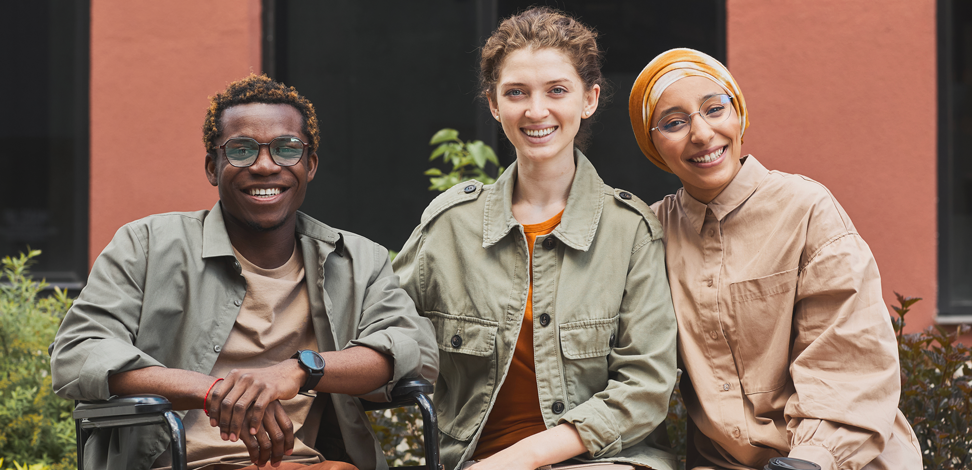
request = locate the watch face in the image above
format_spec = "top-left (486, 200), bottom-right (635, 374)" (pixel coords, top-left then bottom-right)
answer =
top-left (299, 350), bottom-right (324, 370)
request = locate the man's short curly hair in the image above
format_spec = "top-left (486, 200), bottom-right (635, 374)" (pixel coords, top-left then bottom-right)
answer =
top-left (203, 74), bottom-right (320, 153)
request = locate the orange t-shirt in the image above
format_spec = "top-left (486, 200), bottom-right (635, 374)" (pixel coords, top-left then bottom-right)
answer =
top-left (472, 210), bottom-right (563, 460)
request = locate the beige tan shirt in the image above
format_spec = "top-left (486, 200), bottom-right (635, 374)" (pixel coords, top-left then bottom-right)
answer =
top-left (155, 244), bottom-right (323, 469)
top-left (651, 156), bottom-right (921, 470)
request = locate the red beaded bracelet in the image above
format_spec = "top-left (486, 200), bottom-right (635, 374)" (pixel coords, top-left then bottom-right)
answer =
top-left (203, 378), bottom-right (224, 416)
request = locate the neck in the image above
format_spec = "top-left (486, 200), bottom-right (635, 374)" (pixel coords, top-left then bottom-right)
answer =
top-left (223, 213), bottom-right (298, 269)
top-left (511, 149), bottom-right (576, 225)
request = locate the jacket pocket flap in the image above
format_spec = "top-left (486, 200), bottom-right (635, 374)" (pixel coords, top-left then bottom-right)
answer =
top-left (425, 311), bottom-right (498, 357)
top-left (559, 315), bottom-right (618, 359)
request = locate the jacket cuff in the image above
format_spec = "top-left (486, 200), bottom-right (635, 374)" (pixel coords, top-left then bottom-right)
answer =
top-left (558, 399), bottom-right (622, 458)
top-left (788, 445), bottom-right (838, 470)
top-left (79, 338), bottom-right (166, 400)
top-left (349, 330), bottom-right (421, 401)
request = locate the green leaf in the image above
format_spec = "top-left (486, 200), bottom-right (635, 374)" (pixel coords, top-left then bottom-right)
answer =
top-left (424, 168), bottom-right (443, 176)
top-left (483, 144), bottom-right (499, 166)
top-left (467, 141), bottom-right (487, 168)
top-left (429, 128), bottom-right (459, 145)
top-left (429, 143), bottom-right (449, 161)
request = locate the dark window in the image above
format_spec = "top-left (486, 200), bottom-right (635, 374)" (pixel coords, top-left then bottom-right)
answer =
top-left (939, 0), bottom-right (972, 320)
top-left (0, 0), bottom-right (89, 288)
top-left (265, 0), bottom-right (724, 251)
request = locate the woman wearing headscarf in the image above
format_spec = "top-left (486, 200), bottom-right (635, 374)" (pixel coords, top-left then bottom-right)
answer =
top-left (628, 48), bottom-right (922, 470)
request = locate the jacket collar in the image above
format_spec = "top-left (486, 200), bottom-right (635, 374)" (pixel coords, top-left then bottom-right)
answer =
top-left (201, 202), bottom-right (344, 258)
top-left (483, 148), bottom-right (604, 252)
top-left (678, 155), bottom-right (768, 234)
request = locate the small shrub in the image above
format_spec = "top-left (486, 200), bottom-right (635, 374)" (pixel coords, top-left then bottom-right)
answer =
top-left (892, 293), bottom-right (971, 470)
top-left (0, 251), bottom-right (76, 468)
top-left (666, 370), bottom-right (687, 470)
top-left (367, 407), bottom-right (425, 467)
top-left (425, 128), bottom-right (504, 191)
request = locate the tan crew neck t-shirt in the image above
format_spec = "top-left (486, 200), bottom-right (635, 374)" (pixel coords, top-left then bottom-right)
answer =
top-left (154, 244), bottom-right (323, 469)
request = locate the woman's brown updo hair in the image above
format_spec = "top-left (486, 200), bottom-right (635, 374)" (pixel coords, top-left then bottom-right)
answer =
top-left (480, 7), bottom-right (606, 151)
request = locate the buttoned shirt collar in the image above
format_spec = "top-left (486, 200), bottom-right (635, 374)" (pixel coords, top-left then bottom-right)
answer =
top-left (677, 155), bottom-right (768, 234)
top-left (483, 148), bottom-right (604, 251)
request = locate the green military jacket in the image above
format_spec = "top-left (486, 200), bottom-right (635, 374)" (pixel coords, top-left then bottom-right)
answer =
top-left (50, 203), bottom-right (438, 470)
top-left (394, 150), bottom-right (677, 470)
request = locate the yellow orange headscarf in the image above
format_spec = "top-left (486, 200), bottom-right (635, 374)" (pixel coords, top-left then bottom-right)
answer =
top-left (628, 48), bottom-right (749, 173)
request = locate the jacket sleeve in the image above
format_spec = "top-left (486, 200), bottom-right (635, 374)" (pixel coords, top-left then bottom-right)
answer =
top-left (785, 229), bottom-right (901, 470)
top-left (558, 221), bottom-right (678, 458)
top-left (349, 241), bottom-right (437, 401)
top-left (50, 223), bottom-right (165, 401)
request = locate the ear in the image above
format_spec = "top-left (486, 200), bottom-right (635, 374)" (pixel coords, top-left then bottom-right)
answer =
top-left (305, 150), bottom-right (319, 183)
top-left (487, 96), bottom-right (500, 121)
top-left (205, 152), bottom-right (219, 186)
top-left (582, 84), bottom-right (601, 118)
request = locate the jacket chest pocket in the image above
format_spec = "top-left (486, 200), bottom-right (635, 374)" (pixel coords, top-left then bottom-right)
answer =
top-left (558, 315), bottom-right (618, 401)
top-left (425, 311), bottom-right (498, 441)
top-left (728, 268), bottom-right (798, 396)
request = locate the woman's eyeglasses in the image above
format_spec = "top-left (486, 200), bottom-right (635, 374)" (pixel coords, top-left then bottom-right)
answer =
top-left (650, 94), bottom-right (734, 141)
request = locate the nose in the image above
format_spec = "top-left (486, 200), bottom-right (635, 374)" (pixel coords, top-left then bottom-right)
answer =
top-left (688, 112), bottom-right (715, 145)
top-left (524, 95), bottom-right (549, 120)
top-left (248, 144), bottom-right (282, 175)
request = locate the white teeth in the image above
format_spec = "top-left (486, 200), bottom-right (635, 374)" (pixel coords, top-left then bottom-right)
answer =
top-left (524, 127), bottom-right (555, 138)
top-left (691, 146), bottom-right (725, 163)
top-left (249, 188), bottom-right (282, 197)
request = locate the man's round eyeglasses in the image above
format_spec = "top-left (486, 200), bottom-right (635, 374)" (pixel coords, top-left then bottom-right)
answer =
top-left (218, 136), bottom-right (308, 168)
top-left (650, 94), bottom-right (734, 142)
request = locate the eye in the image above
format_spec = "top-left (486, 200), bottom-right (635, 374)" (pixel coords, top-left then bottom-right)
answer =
top-left (504, 89), bottom-right (524, 97)
top-left (704, 104), bottom-right (726, 117)
top-left (550, 86), bottom-right (567, 95)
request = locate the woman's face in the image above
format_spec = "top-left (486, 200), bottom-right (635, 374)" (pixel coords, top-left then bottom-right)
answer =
top-left (651, 76), bottom-right (742, 203)
top-left (489, 47), bottom-right (599, 166)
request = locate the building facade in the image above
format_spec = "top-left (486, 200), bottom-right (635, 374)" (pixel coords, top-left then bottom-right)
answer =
top-left (3, 0), bottom-right (966, 337)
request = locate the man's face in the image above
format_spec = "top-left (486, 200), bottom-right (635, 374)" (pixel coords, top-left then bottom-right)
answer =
top-left (205, 103), bottom-right (318, 233)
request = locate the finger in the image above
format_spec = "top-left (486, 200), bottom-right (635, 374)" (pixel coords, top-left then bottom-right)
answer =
top-left (256, 428), bottom-right (272, 467)
top-left (242, 429), bottom-right (261, 464)
top-left (247, 392), bottom-right (272, 436)
top-left (218, 373), bottom-right (250, 440)
top-left (206, 379), bottom-right (224, 427)
top-left (227, 385), bottom-right (259, 441)
top-left (263, 402), bottom-right (294, 465)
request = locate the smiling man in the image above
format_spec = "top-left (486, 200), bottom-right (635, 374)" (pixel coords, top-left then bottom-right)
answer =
top-left (50, 75), bottom-right (437, 470)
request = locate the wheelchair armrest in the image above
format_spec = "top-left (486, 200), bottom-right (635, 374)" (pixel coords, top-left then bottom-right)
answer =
top-left (74, 394), bottom-right (172, 421)
top-left (359, 377), bottom-right (433, 411)
top-left (74, 395), bottom-right (187, 470)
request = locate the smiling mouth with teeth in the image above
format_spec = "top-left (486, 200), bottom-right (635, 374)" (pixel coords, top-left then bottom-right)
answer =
top-left (523, 127), bottom-right (556, 138)
top-left (249, 188), bottom-right (282, 197)
top-left (690, 146), bottom-right (725, 164)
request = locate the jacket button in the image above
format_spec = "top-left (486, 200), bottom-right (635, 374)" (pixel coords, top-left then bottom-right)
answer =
top-left (538, 313), bottom-right (551, 327)
top-left (619, 191), bottom-right (632, 200)
top-left (214, 345), bottom-right (222, 353)
top-left (609, 333), bottom-right (616, 348)
top-left (463, 184), bottom-right (476, 194)
top-left (542, 237), bottom-right (556, 250)
top-left (552, 401), bottom-right (565, 414)
top-left (234, 300), bottom-right (242, 307)
top-left (451, 335), bottom-right (463, 348)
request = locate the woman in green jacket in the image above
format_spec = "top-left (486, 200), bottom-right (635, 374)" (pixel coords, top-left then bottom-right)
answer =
top-left (394, 7), bottom-right (677, 470)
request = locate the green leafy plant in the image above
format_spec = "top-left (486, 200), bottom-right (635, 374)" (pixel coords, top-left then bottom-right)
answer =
top-left (0, 250), bottom-right (76, 468)
top-left (892, 293), bottom-right (971, 470)
top-left (425, 128), bottom-right (504, 191)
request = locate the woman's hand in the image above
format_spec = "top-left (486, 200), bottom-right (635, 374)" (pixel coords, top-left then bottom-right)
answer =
top-left (468, 423), bottom-right (587, 470)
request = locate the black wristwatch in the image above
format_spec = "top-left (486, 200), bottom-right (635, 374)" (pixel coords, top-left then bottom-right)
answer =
top-left (291, 350), bottom-right (325, 393)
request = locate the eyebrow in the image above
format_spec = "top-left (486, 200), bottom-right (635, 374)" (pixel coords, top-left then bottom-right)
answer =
top-left (500, 78), bottom-right (572, 88)
top-left (656, 93), bottom-right (725, 118)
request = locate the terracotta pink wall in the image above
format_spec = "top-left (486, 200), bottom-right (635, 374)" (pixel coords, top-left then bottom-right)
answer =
top-left (89, 0), bottom-right (262, 264)
top-left (727, 0), bottom-right (938, 332)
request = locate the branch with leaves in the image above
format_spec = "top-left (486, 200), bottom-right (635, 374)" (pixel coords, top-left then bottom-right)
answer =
top-left (425, 128), bottom-right (504, 192)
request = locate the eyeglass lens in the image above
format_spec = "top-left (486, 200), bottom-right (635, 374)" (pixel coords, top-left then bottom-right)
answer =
top-left (223, 137), bottom-right (305, 167)
top-left (655, 95), bottom-right (732, 141)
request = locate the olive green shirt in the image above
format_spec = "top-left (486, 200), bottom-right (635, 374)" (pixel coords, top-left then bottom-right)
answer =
top-left (50, 203), bottom-right (438, 470)
top-left (394, 150), bottom-right (678, 470)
